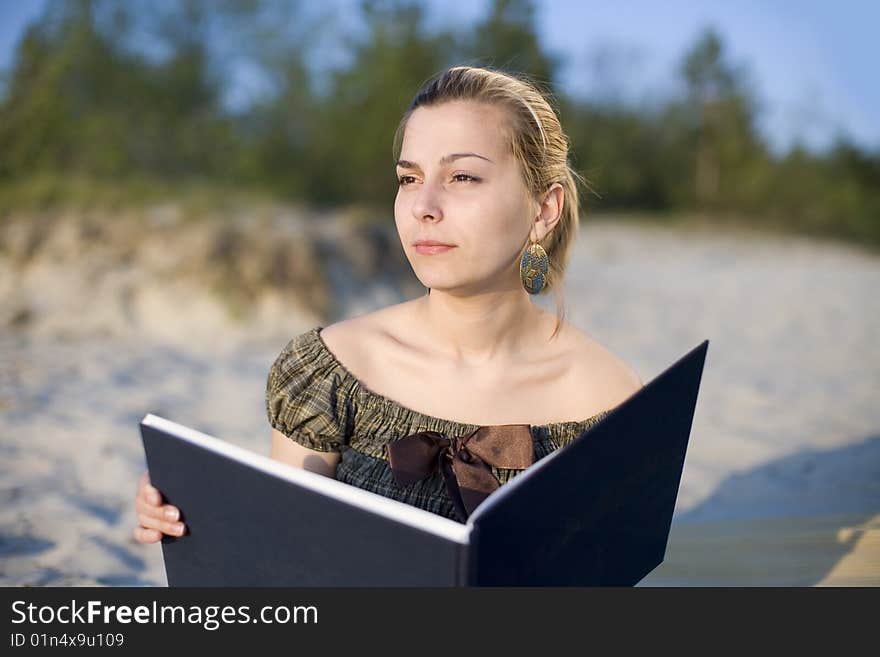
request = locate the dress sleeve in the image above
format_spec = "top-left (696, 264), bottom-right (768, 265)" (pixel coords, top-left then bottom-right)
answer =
top-left (265, 330), bottom-right (356, 453)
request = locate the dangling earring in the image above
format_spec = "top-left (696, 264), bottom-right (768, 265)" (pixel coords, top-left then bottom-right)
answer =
top-left (520, 237), bottom-right (549, 294)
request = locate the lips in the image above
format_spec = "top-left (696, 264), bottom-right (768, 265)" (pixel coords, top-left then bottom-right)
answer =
top-left (414, 241), bottom-right (456, 255)
top-left (413, 240), bottom-right (455, 247)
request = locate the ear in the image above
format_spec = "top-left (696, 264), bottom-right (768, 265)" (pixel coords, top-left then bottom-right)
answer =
top-left (531, 183), bottom-right (564, 241)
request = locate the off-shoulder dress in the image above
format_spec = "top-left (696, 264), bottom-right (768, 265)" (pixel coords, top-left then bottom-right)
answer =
top-left (266, 327), bottom-right (609, 523)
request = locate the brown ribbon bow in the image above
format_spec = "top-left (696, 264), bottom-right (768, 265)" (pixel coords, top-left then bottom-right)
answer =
top-left (386, 424), bottom-right (534, 522)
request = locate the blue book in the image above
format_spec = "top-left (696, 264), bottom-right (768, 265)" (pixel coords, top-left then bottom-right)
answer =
top-left (139, 340), bottom-right (708, 586)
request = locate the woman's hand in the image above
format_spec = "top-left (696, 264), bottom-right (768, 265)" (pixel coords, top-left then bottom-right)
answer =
top-left (133, 471), bottom-right (186, 543)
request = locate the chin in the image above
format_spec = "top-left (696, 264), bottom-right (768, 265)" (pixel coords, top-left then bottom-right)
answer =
top-left (420, 279), bottom-right (488, 297)
top-left (416, 277), bottom-right (453, 292)
top-left (410, 266), bottom-right (457, 289)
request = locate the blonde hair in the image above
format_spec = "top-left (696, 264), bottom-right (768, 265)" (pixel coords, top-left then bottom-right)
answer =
top-left (393, 65), bottom-right (585, 339)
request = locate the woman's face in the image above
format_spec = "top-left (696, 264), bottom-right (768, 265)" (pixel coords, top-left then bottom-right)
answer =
top-left (394, 100), bottom-right (537, 296)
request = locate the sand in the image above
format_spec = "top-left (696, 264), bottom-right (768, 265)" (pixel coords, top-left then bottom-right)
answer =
top-left (1, 217), bottom-right (878, 586)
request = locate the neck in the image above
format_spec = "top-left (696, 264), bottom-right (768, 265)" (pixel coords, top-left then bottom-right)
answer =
top-left (414, 287), bottom-right (548, 366)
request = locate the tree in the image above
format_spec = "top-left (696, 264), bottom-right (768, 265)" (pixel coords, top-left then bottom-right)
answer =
top-left (304, 0), bottom-right (457, 206)
top-left (679, 27), bottom-right (766, 209)
top-left (461, 0), bottom-right (560, 93)
top-left (0, 0), bottom-right (142, 177)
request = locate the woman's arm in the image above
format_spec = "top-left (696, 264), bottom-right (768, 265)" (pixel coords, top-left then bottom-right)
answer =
top-left (270, 428), bottom-right (341, 478)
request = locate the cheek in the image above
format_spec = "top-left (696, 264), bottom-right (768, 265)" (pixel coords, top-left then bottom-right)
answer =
top-left (483, 191), bottom-right (531, 240)
top-left (393, 192), bottom-right (407, 230)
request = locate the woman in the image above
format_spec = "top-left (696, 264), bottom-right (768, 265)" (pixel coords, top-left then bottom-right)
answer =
top-left (133, 65), bottom-right (643, 542)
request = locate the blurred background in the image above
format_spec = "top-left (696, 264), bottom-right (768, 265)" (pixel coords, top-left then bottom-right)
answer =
top-left (0, 0), bottom-right (877, 586)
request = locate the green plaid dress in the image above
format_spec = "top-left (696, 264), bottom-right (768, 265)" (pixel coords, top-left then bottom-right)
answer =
top-left (265, 327), bottom-right (610, 524)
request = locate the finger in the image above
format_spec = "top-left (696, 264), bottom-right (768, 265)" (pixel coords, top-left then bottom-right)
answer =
top-left (145, 485), bottom-right (162, 506)
top-left (137, 482), bottom-right (162, 506)
top-left (160, 505), bottom-right (179, 522)
top-left (137, 513), bottom-right (186, 536)
top-left (135, 498), bottom-right (166, 522)
top-left (137, 516), bottom-right (186, 537)
top-left (137, 472), bottom-right (158, 502)
top-left (137, 499), bottom-right (180, 522)
top-left (135, 496), bottom-right (164, 517)
top-left (135, 527), bottom-right (162, 543)
top-left (136, 498), bottom-right (180, 524)
top-left (133, 526), bottom-right (162, 544)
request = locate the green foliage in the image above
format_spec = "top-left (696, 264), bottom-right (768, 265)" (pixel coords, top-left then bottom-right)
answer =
top-left (461, 0), bottom-right (561, 91)
top-left (300, 0), bottom-right (459, 207)
top-left (0, 173), bottom-right (277, 222)
top-left (0, 2), bottom-right (877, 247)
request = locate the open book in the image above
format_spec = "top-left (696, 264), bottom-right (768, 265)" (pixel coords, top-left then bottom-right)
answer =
top-left (139, 340), bottom-right (708, 586)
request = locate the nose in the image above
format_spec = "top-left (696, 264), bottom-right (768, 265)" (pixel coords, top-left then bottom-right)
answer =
top-left (411, 181), bottom-right (444, 223)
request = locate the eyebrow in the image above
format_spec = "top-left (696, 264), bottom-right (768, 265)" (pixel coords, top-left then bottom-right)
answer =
top-left (396, 152), bottom-right (494, 169)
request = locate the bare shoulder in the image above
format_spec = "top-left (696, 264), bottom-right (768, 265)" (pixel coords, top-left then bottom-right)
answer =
top-left (559, 322), bottom-right (643, 410)
top-left (317, 304), bottom-right (407, 373)
top-left (315, 317), bottom-right (370, 374)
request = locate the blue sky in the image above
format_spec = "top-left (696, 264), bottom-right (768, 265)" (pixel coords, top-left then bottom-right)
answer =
top-left (2, 0), bottom-right (877, 154)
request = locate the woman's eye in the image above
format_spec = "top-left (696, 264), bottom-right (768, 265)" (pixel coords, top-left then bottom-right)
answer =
top-left (397, 174), bottom-right (479, 185)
